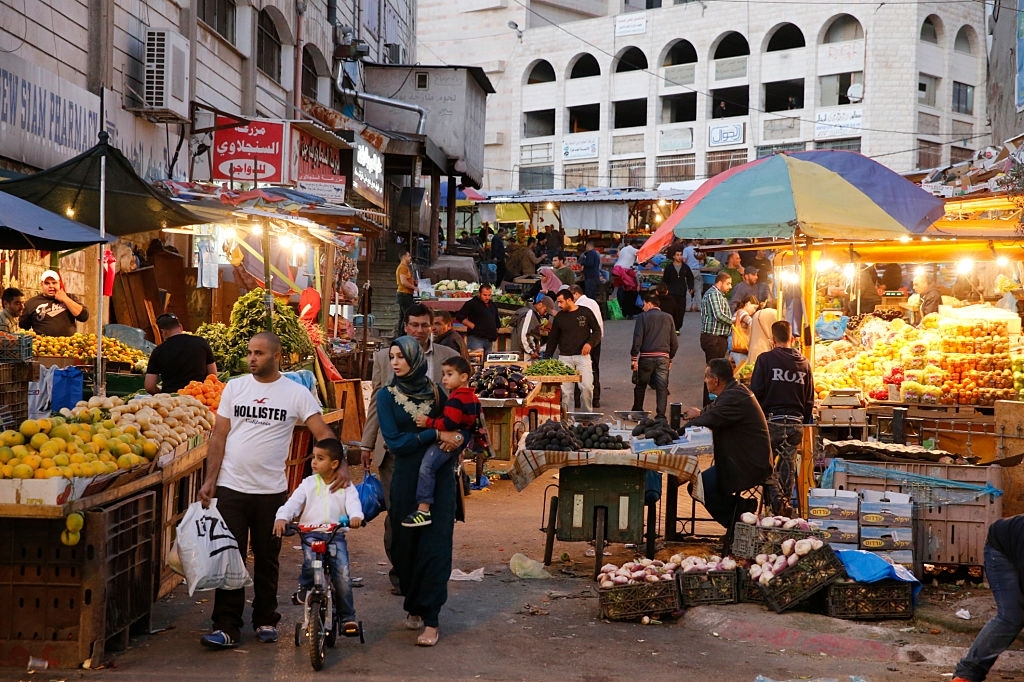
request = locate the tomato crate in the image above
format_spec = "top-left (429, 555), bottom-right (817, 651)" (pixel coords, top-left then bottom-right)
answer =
top-left (736, 568), bottom-right (767, 604)
top-left (758, 545), bottom-right (847, 614)
top-left (0, 489), bottom-right (157, 669)
top-left (827, 579), bottom-right (914, 620)
top-left (597, 580), bottom-right (680, 621)
top-left (676, 569), bottom-right (737, 606)
top-left (731, 522), bottom-right (826, 560)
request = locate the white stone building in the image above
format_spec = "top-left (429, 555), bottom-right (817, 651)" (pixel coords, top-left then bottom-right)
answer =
top-left (418, 1), bottom-right (988, 191)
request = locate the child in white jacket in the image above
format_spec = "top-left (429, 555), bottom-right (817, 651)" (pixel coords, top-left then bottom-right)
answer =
top-left (274, 439), bottom-right (363, 632)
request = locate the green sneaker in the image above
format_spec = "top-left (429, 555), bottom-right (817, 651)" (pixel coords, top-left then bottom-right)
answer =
top-left (401, 510), bottom-right (432, 527)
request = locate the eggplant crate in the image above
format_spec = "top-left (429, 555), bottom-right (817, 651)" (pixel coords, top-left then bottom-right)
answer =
top-left (731, 522), bottom-right (826, 560)
top-left (597, 580), bottom-right (680, 621)
top-left (758, 546), bottom-right (847, 614)
top-left (827, 580), bottom-right (914, 620)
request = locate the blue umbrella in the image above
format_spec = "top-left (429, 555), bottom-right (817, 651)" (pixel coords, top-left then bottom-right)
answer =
top-left (0, 190), bottom-right (110, 250)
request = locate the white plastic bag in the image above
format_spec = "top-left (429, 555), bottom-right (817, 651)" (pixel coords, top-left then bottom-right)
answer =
top-left (174, 500), bottom-right (252, 595)
top-left (28, 365), bottom-right (54, 420)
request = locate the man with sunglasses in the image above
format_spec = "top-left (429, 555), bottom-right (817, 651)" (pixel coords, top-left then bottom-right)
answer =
top-left (145, 313), bottom-right (217, 394)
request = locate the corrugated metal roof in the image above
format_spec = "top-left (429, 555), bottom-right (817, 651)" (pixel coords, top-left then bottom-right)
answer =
top-left (477, 187), bottom-right (693, 204)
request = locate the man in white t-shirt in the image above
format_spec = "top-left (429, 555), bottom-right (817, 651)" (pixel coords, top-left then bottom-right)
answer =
top-left (198, 332), bottom-right (337, 649)
top-left (615, 239), bottom-right (639, 270)
top-left (570, 284), bottom-right (605, 408)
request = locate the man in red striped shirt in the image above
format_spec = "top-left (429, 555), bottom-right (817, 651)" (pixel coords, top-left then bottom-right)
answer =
top-left (630, 290), bottom-right (678, 419)
top-left (405, 356), bottom-right (480, 527)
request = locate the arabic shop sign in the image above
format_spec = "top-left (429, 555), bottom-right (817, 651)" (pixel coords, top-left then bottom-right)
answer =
top-left (351, 134), bottom-right (384, 206)
top-left (212, 116), bottom-right (286, 183)
top-left (708, 122), bottom-right (745, 147)
top-left (293, 127), bottom-right (346, 204)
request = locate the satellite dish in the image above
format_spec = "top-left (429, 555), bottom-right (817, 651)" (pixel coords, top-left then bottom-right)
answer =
top-left (846, 83), bottom-right (864, 103)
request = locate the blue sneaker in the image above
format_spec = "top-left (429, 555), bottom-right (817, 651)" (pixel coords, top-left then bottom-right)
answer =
top-left (200, 630), bottom-right (238, 649)
top-left (255, 625), bottom-right (279, 643)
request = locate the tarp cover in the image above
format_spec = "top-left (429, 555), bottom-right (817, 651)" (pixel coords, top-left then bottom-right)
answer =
top-left (559, 201), bottom-right (629, 232)
top-left (0, 133), bottom-right (203, 235)
top-left (0, 190), bottom-right (109, 250)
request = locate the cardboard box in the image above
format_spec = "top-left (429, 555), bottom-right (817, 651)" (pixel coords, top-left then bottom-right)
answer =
top-left (0, 479), bottom-right (18, 504)
top-left (860, 526), bottom-right (913, 551)
top-left (808, 489), bottom-right (860, 521)
top-left (827, 543), bottom-right (859, 552)
top-left (870, 549), bottom-right (915, 570)
top-left (18, 477), bottom-right (74, 505)
top-left (820, 519), bottom-right (859, 544)
top-left (860, 490), bottom-right (912, 527)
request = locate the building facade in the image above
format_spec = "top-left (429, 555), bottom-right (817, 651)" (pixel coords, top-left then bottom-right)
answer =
top-left (418, 1), bottom-right (988, 191)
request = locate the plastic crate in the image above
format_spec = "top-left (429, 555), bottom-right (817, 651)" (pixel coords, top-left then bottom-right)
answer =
top-left (0, 362), bottom-right (31, 430)
top-left (598, 580), bottom-right (680, 621)
top-left (758, 545), bottom-right (847, 613)
top-left (731, 521), bottom-right (826, 559)
top-left (736, 568), bottom-right (767, 604)
top-left (832, 460), bottom-right (1002, 573)
top-left (827, 579), bottom-right (914, 620)
top-left (0, 334), bottom-right (32, 362)
top-left (676, 569), bottom-right (737, 606)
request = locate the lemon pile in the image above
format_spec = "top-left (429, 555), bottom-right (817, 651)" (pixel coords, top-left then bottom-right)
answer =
top-left (0, 416), bottom-right (156, 480)
top-left (31, 332), bottom-right (147, 365)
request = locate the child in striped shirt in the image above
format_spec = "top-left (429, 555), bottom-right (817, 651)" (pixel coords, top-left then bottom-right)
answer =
top-left (404, 356), bottom-right (480, 527)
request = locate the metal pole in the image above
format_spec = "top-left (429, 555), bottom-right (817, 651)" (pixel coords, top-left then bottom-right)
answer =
top-left (94, 152), bottom-right (106, 397)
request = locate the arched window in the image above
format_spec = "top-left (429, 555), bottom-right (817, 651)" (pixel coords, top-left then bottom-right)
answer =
top-left (954, 26), bottom-right (973, 54)
top-left (527, 60), bottom-right (556, 84)
top-left (663, 39), bottom-right (697, 66)
top-left (920, 16), bottom-right (940, 43)
top-left (766, 23), bottom-right (805, 51)
top-left (714, 32), bottom-right (750, 59)
top-left (301, 46), bottom-right (319, 99)
top-left (257, 9), bottom-right (282, 82)
top-left (615, 47), bottom-right (648, 73)
top-left (569, 54), bottom-right (601, 79)
top-left (822, 14), bottom-right (864, 43)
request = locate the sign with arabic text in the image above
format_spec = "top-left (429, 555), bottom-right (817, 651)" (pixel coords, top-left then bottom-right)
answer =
top-left (351, 133), bottom-right (384, 207)
top-left (708, 122), bottom-right (744, 147)
top-left (814, 108), bottom-right (862, 139)
top-left (292, 127), bottom-right (346, 203)
top-left (212, 117), bottom-right (286, 183)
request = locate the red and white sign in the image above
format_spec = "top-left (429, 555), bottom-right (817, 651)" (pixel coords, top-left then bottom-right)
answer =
top-left (292, 127), bottom-right (347, 204)
top-left (212, 117), bottom-right (286, 183)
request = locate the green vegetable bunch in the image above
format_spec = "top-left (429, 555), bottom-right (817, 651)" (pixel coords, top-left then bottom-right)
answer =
top-left (525, 359), bottom-right (577, 376)
top-left (198, 289), bottom-right (315, 371)
top-left (196, 322), bottom-right (232, 368)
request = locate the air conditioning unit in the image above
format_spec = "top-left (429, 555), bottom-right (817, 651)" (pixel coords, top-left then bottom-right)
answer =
top-left (384, 42), bottom-right (405, 64)
top-left (142, 28), bottom-right (190, 121)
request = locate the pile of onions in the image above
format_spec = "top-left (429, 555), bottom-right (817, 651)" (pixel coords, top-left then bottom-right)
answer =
top-left (747, 537), bottom-right (825, 586)
top-left (596, 558), bottom-right (677, 589)
top-left (739, 512), bottom-right (819, 532)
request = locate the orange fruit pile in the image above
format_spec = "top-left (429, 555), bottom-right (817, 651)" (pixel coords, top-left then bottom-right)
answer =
top-left (178, 374), bottom-right (225, 412)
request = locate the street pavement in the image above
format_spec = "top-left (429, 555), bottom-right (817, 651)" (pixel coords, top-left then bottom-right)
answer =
top-left (3, 312), bottom-right (1023, 680)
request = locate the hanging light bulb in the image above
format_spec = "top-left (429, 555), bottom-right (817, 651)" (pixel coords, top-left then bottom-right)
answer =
top-left (65, 207), bottom-right (75, 218)
top-left (956, 258), bottom-right (974, 275)
top-left (545, 202), bottom-right (554, 210)
top-left (815, 259), bottom-right (835, 272)
top-left (997, 256), bottom-right (1009, 268)
top-left (251, 223), bottom-right (263, 236)
top-left (222, 227), bottom-right (236, 242)
top-left (279, 233), bottom-right (292, 249)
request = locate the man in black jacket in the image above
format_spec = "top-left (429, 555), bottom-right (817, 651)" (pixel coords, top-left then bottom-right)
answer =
top-left (544, 290), bottom-right (601, 413)
top-left (683, 358), bottom-right (773, 539)
top-left (750, 321), bottom-right (814, 516)
top-left (630, 290), bottom-right (678, 418)
top-left (456, 284), bottom-right (500, 356)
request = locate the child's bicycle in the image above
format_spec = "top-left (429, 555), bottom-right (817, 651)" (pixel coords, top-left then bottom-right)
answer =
top-left (283, 519), bottom-right (364, 670)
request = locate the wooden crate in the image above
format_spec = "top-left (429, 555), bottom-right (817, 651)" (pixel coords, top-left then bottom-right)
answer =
top-left (0, 490), bottom-right (157, 668)
top-left (157, 446), bottom-right (207, 599)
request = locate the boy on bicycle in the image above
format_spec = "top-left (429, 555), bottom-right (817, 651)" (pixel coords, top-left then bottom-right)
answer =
top-left (274, 438), bottom-right (363, 632)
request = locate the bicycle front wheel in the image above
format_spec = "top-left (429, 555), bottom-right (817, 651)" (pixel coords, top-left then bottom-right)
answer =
top-left (309, 596), bottom-right (327, 670)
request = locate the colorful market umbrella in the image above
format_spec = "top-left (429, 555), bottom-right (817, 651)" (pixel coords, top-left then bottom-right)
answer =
top-left (439, 182), bottom-right (486, 208)
top-left (637, 150), bottom-right (944, 262)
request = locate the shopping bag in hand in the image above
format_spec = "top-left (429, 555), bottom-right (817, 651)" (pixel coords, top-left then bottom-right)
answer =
top-left (174, 500), bottom-right (252, 596)
top-left (356, 469), bottom-right (386, 523)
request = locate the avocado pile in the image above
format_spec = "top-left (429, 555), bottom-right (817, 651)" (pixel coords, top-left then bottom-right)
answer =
top-left (631, 417), bottom-right (680, 446)
top-left (571, 423), bottom-right (629, 450)
top-left (470, 365), bottom-right (532, 399)
top-left (524, 419), bottom-right (581, 451)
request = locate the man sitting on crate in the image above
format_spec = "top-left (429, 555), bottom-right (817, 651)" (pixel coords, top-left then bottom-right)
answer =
top-left (682, 358), bottom-right (773, 551)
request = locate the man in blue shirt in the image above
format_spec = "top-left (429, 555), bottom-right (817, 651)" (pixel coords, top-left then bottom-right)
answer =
top-left (579, 240), bottom-right (602, 301)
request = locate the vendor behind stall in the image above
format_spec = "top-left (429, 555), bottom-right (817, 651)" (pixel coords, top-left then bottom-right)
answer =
top-left (510, 295), bottom-right (555, 359)
top-left (0, 287), bottom-right (24, 333)
top-left (913, 270), bottom-right (942, 317)
top-left (145, 313), bottom-right (218, 394)
top-left (20, 270), bottom-right (89, 337)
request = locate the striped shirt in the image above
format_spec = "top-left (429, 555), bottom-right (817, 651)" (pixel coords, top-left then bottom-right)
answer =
top-left (423, 386), bottom-right (481, 432)
top-left (701, 285), bottom-right (734, 336)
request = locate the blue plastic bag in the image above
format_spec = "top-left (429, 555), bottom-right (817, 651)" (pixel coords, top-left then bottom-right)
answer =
top-left (814, 313), bottom-right (849, 341)
top-left (356, 469), bottom-right (386, 523)
top-left (52, 366), bottom-right (84, 412)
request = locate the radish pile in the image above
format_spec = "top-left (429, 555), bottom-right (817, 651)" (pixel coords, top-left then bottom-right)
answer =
top-left (596, 559), bottom-right (677, 589)
top-left (747, 537), bottom-right (825, 586)
top-left (739, 512), bottom-right (819, 532)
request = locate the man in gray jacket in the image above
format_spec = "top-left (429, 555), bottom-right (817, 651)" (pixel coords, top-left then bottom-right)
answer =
top-left (630, 290), bottom-right (679, 419)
